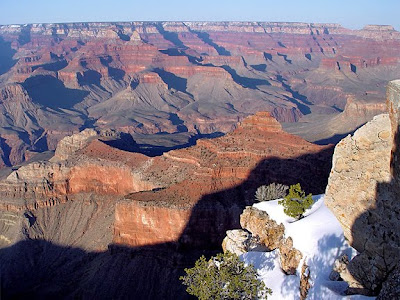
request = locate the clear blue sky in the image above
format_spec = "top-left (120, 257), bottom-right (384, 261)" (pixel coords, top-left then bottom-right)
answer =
top-left (1, 0), bottom-right (399, 30)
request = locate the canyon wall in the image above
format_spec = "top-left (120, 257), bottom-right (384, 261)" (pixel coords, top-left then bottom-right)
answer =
top-left (0, 111), bottom-right (334, 298)
top-left (113, 112), bottom-right (333, 249)
top-left (0, 22), bottom-right (399, 166)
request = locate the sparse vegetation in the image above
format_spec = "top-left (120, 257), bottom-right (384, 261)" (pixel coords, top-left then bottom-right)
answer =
top-left (180, 251), bottom-right (271, 300)
top-left (255, 183), bottom-right (288, 202)
top-left (278, 183), bottom-right (313, 220)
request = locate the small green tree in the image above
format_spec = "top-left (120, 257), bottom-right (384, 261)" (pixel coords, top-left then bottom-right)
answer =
top-left (180, 251), bottom-right (272, 300)
top-left (278, 183), bottom-right (313, 220)
top-left (255, 182), bottom-right (289, 202)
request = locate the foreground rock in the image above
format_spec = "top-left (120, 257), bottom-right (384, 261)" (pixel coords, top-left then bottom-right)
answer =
top-left (222, 229), bottom-right (251, 256)
top-left (325, 80), bottom-right (400, 296)
top-left (223, 206), bottom-right (303, 275)
top-left (325, 113), bottom-right (392, 243)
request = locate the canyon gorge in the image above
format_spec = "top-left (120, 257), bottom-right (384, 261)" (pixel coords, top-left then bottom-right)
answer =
top-left (0, 21), bottom-right (399, 299)
top-left (0, 22), bottom-right (400, 166)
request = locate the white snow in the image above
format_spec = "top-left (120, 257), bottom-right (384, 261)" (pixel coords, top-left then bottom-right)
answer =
top-left (241, 195), bottom-right (375, 300)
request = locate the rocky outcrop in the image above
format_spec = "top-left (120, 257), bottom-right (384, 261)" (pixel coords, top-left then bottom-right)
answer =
top-left (342, 98), bottom-right (387, 119)
top-left (221, 205), bottom-right (305, 275)
top-left (329, 254), bottom-right (363, 292)
top-left (238, 206), bottom-right (303, 275)
top-left (300, 262), bottom-right (311, 300)
top-left (222, 229), bottom-right (251, 256)
top-left (0, 128), bottom-right (154, 204)
top-left (51, 128), bottom-right (98, 161)
top-left (325, 113), bottom-right (394, 294)
top-left (325, 80), bottom-right (400, 296)
top-left (240, 206), bottom-right (285, 250)
top-left (325, 114), bottom-right (392, 242)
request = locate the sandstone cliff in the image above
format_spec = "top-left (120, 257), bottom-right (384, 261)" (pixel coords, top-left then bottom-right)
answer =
top-left (114, 112), bottom-right (332, 248)
top-left (325, 80), bottom-right (400, 296)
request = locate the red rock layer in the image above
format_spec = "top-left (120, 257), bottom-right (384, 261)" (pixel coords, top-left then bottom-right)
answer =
top-left (114, 112), bottom-right (332, 247)
top-left (0, 21), bottom-right (398, 167)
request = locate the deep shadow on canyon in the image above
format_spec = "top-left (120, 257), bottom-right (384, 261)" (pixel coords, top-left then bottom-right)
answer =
top-left (0, 147), bottom-right (333, 299)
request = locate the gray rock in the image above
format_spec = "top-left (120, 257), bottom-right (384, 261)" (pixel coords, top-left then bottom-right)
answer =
top-left (377, 267), bottom-right (400, 300)
top-left (222, 229), bottom-right (251, 256)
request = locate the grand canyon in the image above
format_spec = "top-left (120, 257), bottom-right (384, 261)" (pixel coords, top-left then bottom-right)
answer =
top-left (0, 21), bottom-right (399, 299)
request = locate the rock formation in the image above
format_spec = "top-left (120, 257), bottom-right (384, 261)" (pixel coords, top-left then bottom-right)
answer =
top-left (238, 206), bottom-right (303, 275)
top-left (222, 229), bottom-right (251, 255)
top-left (0, 21), bottom-right (399, 167)
top-left (325, 80), bottom-right (400, 296)
top-left (0, 111), bottom-right (333, 298)
top-left (113, 112), bottom-right (332, 249)
top-left (325, 114), bottom-right (392, 242)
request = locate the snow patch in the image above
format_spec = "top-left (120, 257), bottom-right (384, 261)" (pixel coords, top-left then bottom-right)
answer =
top-left (241, 195), bottom-right (375, 300)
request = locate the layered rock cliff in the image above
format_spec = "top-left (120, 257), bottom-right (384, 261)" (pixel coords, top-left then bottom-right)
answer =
top-left (0, 21), bottom-right (399, 167)
top-left (114, 112), bottom-right (332, 249)
top-left (0, 111), bottom-right (334, 298)
top-left (0, 112), bottom-right (331, 252)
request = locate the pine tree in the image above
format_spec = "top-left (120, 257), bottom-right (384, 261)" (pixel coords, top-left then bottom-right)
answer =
top-left (180, 251), bottom-right (272, 299)
top-left (278, 183), bottom-right (313, 220)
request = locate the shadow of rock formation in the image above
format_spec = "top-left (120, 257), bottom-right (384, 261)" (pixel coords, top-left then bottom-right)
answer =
top-left (22, 75), bottom-right (89, 109)
top-left (0, 37), bottom-right (17, 75)
top-left (346, 81), bottom-right (400, 297)
top-left (0, 146), bottom-right (333, 299)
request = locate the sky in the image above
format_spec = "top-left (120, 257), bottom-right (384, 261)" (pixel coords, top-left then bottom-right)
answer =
top-left (1, 0), bottom-right (399, 30)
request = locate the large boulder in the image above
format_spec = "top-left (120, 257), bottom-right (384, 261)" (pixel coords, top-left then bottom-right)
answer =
top-left (324, 113), bottom-right (392, 244)
top-left (240, 206), bottom-right (285, 250)
top-left (325, 79), bottom-right (400, 296)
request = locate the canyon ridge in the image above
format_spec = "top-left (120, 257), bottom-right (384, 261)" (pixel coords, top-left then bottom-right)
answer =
top-left (0, 22), bottom-right (400, 166)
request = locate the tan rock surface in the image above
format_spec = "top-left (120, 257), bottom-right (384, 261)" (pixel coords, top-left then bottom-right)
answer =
top-left (51, 128), bottom-right (98, 161)
top-left (240, 206), bottom-right (285, 250)
top-left (325, 80), bottom-right (400, 296)
top-left (221, 229), bottom-right (251, 256)
top-left (239, 206), bottom-right (302, 274)
top-left (325, 113), bottom-right (392, 243)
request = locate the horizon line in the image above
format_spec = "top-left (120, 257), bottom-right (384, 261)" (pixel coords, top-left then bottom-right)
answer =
top-left (0, 20), bottom-right (397, 31)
